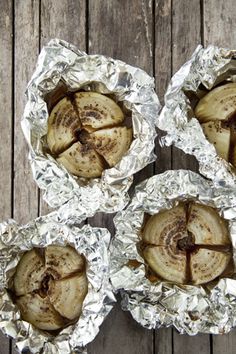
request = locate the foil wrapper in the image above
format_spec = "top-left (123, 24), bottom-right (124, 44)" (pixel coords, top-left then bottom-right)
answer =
top-left (110, 170), bottom-right (236, 334)
top-left (0, 212), bottom-right (115, 353)
top-left (158, 45), bottom-right (236, 187)
top-left (21, 39), bottom-right (160, 214)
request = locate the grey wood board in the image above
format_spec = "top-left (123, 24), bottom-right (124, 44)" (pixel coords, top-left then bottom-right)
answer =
top-left (0, 0), bottom-right (13, 352)
top-left (0, 0), bottom-right (235, 353)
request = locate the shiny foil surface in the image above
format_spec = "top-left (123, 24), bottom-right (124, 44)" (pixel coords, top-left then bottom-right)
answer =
top-left (21, 39), bottom-right (160, 214)
top-left (110, 170), bottom-right (236, 334)
top-left (0, 212), bottom-right (115, 353)
top-left (157, 45), bottom-right (236, 187)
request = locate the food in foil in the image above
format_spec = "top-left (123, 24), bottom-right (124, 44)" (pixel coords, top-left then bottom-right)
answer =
top-left (47, 97), bottom-right (81, 155)
top-left (195, 83), bottom-right (236, 122)
top-left (110, 170), bottom-right (236, 333)
top-left (12, 245), bottom-right (88, 331)
top-left (140, 202), bottom-right (232, 285)
top-left (47, 91), bottom-right (132, 178)
top-left (0, 214), bottom-right (114, 352)
top-left (80, 127), bottom-right (132, 167)
top-left (21, 39), bottom-right (159, 212)
top-left (157, 46), bottom-right (236, 187)
top-left (201, 121), bottom-right (230, 161)
top-left (74, 92), bottom-right (124, 130)
top-left (194, 82), bottom-right (236, 166)
top-left (57, 142), bottom-right (105, 178)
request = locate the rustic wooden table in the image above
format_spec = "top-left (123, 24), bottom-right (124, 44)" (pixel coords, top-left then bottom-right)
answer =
top-left (1, 0), bottom-right (236, 353)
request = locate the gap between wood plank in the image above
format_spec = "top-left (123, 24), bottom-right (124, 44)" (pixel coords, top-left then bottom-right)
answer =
top-left (86, 0), bottom-right (89, 54)
top-left (10, 0), bottom-right (15, 352)
top-left (152, 0), bottom-right (156, 353)
top-left (37, 0), bottom-right (41, 218)
top-left (11, 0), bottom-right (15, 220)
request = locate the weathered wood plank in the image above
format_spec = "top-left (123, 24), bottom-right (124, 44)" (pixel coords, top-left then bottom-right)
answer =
top-left (171, 1), bottom-right (211, 353)
top-left (204, 1), bottom-right (236, 353)
top-left (204, 0), bottom-right (236, 47)
top-left (155, 0), bottom-right (172, 174)
top-left (88, 0), bottom-right (153, 72)
top-left (171, 0), bottom-right (200, 171)
top-left (0, 0), bottom-right (12, 221)
top-left (40, 0), bottom-right (86, 216)
top-left (212, 331), bottom-right (236, 354)
top-left (155, 327), bottom-right (172, 354)
top-left (88, 0), bottom-right (154, 353)
top-left (14, 0), bottom-right (39, 224)
top-left (154, 0), bottom-right (172, 351)
top-left (89, 303), bottom-right (153, 354)
top-left (0, 0), bottom-right (13, 351)
top-left (173, 331), bottom-right (210, 354)
top-left (12, 2), bottom-right (40, 353)
top-left (41, 0), bottom-right (86, 47)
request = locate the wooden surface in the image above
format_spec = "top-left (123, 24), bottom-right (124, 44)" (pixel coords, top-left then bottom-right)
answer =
top-left (0, 0), bottom-right (235, 353)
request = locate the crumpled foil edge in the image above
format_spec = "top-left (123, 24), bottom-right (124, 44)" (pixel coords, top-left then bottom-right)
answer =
top-left (110, 170), bottom-right (236, 335)
top-left (22, 38), bottom-right (160, 215)
top-left (0, 212), bottom-right (115, 353)
top-left (157, 44), bottom-right (236, 187)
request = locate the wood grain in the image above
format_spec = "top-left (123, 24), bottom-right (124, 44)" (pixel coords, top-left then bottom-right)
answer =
top-left (204, 0), bottom-right (236, 47)
top-left (212, 331), bottom-right (236, 354)
top-left (89, 302), bottom-right (153, 354)
top-left (88, 0), bottom-right (153, 71)
top-left (40, 0), bottom-right (86, 216)
top-left (204, 1), bottom-right (236, 353)
top-left (87, 0), bottom-right (154, 353)
top-left (155, 0), bottom-right (172, 174)
top-left (154, 1), bottom-right (172, 351)
top-left (12, 2), bottom-right (40, 352)
top-left (173, 331), bottom-right (210, 354)
top-left (13, 0), bottom-right (39, 224)
top-left (171, 0), bottom-right (200, 171)
top-left (0, 1), bottom-right (13, 352)
top-left (41, 0), bottom-right (86, 47)
top-left (0, 0), bottom-right (12, 223)
top-left (155, 327), bottom-right (172, 354)
top-left (0, 1), bottom-right (235, 354)
top-left (0, 0), bottom-right (13, 220)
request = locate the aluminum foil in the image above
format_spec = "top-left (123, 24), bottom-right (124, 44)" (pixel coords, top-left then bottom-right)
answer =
top-left (21, 38), bottom-right (160, 214)
top-left (110, 170), bottom-right (236, 334)
top-left (158, 45), bottom-right (236, 187)
top-left (0, 212), bottom-right (115, 353)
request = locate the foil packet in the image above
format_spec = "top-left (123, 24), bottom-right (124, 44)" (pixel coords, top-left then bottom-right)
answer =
top-left (158, 45), bottom-right (236, 187)
top-left (110, 170), bottom-right (236, 334)
top-left (21, 38), bottom-right (160, 214)
top-left (0, 212), bottom-right (115, 353)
